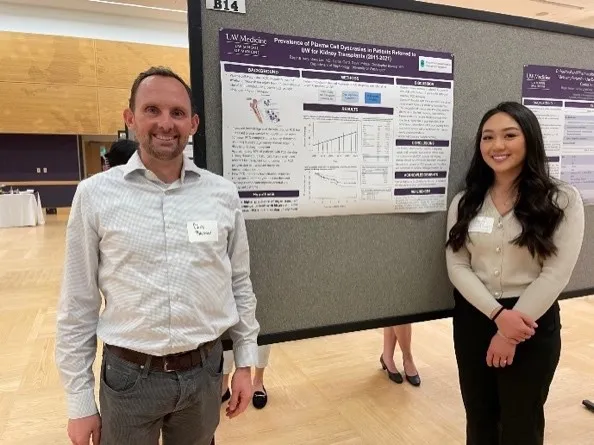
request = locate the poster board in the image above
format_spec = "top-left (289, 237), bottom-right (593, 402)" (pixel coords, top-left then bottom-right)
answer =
top-left (189, 0), bottom-right (594, 343)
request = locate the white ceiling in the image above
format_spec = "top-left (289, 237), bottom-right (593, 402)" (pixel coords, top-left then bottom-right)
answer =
top-left (0, 0), bottom-right (593, 28)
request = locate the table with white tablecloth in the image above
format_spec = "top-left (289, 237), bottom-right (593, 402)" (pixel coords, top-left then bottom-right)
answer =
top-left (0, 192), bottom-right (46, 228)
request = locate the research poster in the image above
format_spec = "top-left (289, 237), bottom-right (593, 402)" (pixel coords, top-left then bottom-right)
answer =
top-left (522, 64), bottom-right (594, 205)
top-left (219, 29), bottom-right (455, 219)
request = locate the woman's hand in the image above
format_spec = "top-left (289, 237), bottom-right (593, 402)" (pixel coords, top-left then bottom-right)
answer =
top-left (493, 309), bottom-right (537, 344)
top-left (486, 332), bottom-right (516, 367)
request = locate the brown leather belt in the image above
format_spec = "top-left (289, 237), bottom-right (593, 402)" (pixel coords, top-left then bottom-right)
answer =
top-left (105, 340), bottom-right (218, 373)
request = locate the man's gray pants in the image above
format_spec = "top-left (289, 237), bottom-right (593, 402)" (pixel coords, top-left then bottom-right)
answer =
top-left (98, 339), bottom-right (223, 445)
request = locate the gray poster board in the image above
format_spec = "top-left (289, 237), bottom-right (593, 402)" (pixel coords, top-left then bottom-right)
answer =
top-left (188, 0), bottom-right (594, 344)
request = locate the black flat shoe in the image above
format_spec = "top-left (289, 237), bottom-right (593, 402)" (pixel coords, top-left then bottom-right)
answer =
top-left (221, 388), bottom-right (230, 403)
top-left (252, 386), bottom-right (267, 409)
top-left (380, 355), bottom-right (403, 384)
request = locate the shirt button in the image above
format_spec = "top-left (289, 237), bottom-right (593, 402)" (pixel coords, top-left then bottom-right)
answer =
top-left (497, 221), bottom-right (503, 228)
top-left (496, 246), bottom-right (501, 253)
top-left (494, 269), bottom-right (500, 276)
top-left (494, 291), bottom-right (501, 297)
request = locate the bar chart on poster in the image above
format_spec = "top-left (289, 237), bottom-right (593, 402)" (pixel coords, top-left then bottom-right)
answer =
top-left (522, 64), bottom-right (594, 205)
top-left (219, 28), bottom-right (455, 219)
top-left (306, 121), bottom-right (360, 155)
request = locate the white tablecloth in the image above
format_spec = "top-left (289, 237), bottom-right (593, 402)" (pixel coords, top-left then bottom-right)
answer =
top-left (0, 192), bottom-right (46, 228)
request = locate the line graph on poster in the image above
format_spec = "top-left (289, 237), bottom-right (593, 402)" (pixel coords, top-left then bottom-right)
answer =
top-left (305, 168), bottom-right (359, 201)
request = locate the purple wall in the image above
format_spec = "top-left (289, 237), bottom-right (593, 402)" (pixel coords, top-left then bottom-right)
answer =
top-left (0, 134), bottom-right (80, 181)
top-left (34, 185), bottom-right (78, 208)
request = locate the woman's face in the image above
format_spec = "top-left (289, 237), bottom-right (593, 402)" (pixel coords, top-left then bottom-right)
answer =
top-left (480, 112), bottom-right (527, 178)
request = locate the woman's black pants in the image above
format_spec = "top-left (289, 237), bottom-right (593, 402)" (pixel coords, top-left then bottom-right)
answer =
top-left (453, 289), bottom-right (561, 445)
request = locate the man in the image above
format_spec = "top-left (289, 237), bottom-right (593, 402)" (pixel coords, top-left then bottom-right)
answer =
top-left (56, 66), bottom-right (259, 445)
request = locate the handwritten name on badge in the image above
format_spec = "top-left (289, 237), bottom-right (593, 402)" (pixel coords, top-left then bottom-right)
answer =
top-left (468, 216), bottom-right (494, 234)
top-left (187, 221), bottom-right (218, 243)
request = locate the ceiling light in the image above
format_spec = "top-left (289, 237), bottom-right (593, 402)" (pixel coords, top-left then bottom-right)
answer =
top-left (88, 0), bottom-right (186, 13)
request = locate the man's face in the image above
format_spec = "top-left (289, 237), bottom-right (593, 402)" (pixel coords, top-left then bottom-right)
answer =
top-left (124, 75), bottom-right (199, 162)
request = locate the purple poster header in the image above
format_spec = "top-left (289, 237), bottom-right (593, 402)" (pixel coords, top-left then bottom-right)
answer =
top-left (396, 78), bottom-right (451, 89)
top-left (239, 190), bottom-right (300, 199)
top-left (396, 139), bottom-right (450, 147)
top-left (523, 99), bottom-right (563, 108)
top-left (394, 187), bottom-right (446, 196)
top-left (302, 70), bottom-right (394, 85)
top-left (303, 104), bottom-right (394, 115)
top-left (522, 65), bottom-right (594, 101)
top-left (224, 63), bottom-right (300, 78)
top-left (219, 28), bottom-right (454, 80)
top-left (565, 101), bottom-right (594, 109)
top-left (395, 171), bottom-right (447, 179)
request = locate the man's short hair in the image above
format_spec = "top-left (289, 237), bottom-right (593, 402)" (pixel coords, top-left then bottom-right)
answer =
top-left (105, 139), bottom-right (138, 167)
top-left (128, 66), bottom-right (195, 113)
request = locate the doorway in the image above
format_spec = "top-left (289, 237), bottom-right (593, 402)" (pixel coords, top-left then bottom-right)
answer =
top-left (82, 137), bottom-right (115, 178)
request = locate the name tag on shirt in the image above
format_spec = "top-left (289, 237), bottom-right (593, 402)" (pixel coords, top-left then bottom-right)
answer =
top-left (468, 216), bottom-right (494, 234)
top-left (187, 221), bottom-right (218, 243)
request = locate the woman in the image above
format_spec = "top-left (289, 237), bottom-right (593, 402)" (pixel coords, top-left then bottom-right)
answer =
top-left (380, 324), bottom-right (420, 386)
top-left (221, 345), bottom-right (271, 409)
top-left (445, 101), bottom-right (584, 445)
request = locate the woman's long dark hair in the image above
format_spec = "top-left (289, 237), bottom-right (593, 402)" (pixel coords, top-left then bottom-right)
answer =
top-left (446, 101), bottom-right (564, 260)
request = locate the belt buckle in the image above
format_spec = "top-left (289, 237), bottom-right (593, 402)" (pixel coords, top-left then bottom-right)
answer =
top-left (163, 357), bottom-right (178, 372)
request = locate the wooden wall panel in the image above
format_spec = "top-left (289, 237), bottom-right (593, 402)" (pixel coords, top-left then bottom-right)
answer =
top-left (95, 40), bottom-right (190, 90)
top-left (0, 31), bottom-right (190, 136)
top-left (97, 88), bottom-right (129, 135)
top-left (117, 0), bottom-right (187, 9)
top-left (0, 33), bottom-right (96, 86)
top-left (0, 82), bottom-right (99, 134)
